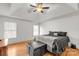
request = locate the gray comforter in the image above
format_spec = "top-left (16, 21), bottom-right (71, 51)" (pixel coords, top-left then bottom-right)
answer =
top-left (35, 35), bottom-right (70, 54)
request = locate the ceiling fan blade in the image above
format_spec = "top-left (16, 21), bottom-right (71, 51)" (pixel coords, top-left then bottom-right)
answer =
top-left (33, 10), bottom-right (36, 12)
top-left (41, 10), bottom-right (44, 13)
top-left (30, 5), bottom-right (36, 7)
top-left (42, 7), bottom-right (49, 9)
top-left (36, 3), bottom-right (42, 6)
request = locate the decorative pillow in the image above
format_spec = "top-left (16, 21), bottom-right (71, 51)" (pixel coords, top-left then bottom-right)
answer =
top-left (49, 31), bottom-right (58, 36)
top-left (58, 32), bottom-right (67, 36)
top-left (53, 32), bottom-right (58, 36)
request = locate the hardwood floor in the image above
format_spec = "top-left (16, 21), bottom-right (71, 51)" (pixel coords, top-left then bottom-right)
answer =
top-left (7, 41), bottom-right (79, 56)
top-left (7, 41), bottom-right (29, 56)
top-left (61, 48), bottom-right (79, 56)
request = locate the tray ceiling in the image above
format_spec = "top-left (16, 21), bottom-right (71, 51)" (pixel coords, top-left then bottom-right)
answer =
top-left (0, 3), bottom-right (78, 23)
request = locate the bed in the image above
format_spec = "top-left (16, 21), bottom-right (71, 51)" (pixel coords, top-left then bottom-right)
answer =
top-left (35, 31), bottom-right (70, 54)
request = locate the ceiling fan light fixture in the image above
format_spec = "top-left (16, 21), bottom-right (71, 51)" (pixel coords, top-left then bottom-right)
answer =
top-left (36, 8), bottom-right (43, 13)
top-left (30, 3), bottom-right (49, 13)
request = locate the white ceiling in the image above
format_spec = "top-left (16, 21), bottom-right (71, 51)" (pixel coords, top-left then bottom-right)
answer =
top-left (0, 3), bottom-right (79, 23)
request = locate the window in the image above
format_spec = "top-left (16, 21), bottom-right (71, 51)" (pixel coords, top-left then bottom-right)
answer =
top-left (33, 25), bottom-right (39, 36)
top-left (4, 22), bottom-right (17, 39)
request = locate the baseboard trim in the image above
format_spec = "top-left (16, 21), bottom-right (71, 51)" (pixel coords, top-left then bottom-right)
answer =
top-left (7, 40), bottom-right (32, 46)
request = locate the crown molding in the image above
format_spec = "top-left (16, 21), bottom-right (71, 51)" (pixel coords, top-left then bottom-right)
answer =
top-left (0, 14), bottom-right (33, 23)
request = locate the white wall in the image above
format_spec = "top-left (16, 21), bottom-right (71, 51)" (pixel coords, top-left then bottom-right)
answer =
top-left (0, 16), bottom-right (33, 44)
top-left (0, 19), bottom-right (4, 39)
top-left (40, 14), bottom-right (79, 48)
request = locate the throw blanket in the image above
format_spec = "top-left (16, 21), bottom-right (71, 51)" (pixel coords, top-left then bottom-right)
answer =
top-left (52, 37), bottom-right (69, 54)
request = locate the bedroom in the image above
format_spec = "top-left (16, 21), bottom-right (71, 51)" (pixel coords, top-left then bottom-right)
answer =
top-left (0, 3), bottom-right (79, 56)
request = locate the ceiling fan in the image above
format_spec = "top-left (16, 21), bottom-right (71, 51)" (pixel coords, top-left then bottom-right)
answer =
top-left (30, 3), bottom-right (49, 13)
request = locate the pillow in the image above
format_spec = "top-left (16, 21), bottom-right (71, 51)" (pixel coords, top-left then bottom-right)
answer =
top-left (54, 32), bottom-right (58, 36)
top-left (49, 31), bottom-right (67, 36)
top-left (58, 32), bottom-right (67, 36)
top-left (49, 31), bottom-right (58, 36)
